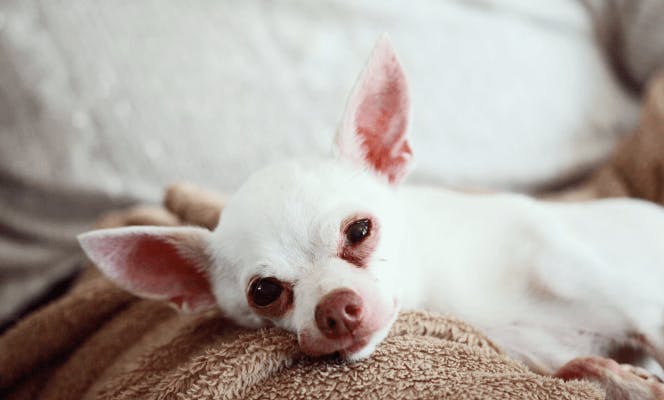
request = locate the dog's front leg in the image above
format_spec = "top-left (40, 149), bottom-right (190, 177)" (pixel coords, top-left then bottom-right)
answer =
top-left (555, 356), bottom-right (664, 400)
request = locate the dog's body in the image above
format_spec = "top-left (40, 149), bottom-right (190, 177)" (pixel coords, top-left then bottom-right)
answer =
top-left (79, 36), bottom-right (664, 389)
top-left (209, 156), bottom-right (664, 373)
top-left (397, 186), bottom-right (664, 374)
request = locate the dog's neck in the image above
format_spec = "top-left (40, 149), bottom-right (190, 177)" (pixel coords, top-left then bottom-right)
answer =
top-left (392, 186), bottom-right (533, 316)
top-left (390, 186), bottom-right (477, 311)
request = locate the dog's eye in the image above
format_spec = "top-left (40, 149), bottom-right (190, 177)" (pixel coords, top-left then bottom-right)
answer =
top-left (247, 276), bottom-right (294, 317)
top-left (249, 277), bottom-right (284, 307)
top-left (345, 218), bottom-right (371, 245)
top-left (339, 215), bottom-right (378, 268)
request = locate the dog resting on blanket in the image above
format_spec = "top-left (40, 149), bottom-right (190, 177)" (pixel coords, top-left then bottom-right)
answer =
top-left (80, 36), bottom-right (664, 390)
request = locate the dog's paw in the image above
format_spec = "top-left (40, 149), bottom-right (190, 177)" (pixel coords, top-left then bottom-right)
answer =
top-left (554, 356), bottom-right (664, 400)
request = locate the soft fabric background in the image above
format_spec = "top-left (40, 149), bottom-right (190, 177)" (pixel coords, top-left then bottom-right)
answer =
top-left (1, 0), bottom-right (663, 326)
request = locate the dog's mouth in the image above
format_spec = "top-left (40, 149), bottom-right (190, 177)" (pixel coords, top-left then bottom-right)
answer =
top-left (298, 330), bottom-right (375, 358)
top-left (337, 336), bottom-right (370, 358)
top-left (298, 301), bottom-right (398, 359)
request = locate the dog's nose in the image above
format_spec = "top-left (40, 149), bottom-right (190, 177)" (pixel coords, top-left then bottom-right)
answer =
top-left (315, 289), bottom-right (364, 339)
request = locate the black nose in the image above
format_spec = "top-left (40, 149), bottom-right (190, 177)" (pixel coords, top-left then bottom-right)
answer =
top-left (314, 289), bottom-right (364, 339)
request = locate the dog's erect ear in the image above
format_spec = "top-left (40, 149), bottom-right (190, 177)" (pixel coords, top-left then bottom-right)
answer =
top-left (78, 226), bottom-right (216, 313)
top-left (335, 34), bottom-right (412, 185)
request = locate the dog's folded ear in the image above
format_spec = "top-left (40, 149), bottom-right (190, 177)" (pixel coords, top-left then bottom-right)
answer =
top-left (78, 226), bottom-right (217, 313)
top-left (335, 33), bottom-right (412, 185)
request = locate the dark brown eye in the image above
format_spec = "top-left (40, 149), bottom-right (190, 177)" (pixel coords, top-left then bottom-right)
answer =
top-left (345, 218), bottom-right (371, 245)
top-left (249, 277), bottom-right (283, 307)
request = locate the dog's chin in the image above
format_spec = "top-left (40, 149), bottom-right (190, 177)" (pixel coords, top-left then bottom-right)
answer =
top-left (338, 328), bottom-right (389, 362)
top-left (298, 331), bottom-right (383, 361)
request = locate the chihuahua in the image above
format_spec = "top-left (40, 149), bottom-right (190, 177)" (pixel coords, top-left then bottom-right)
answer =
top-left (79, 36), bottom-right (664, 380)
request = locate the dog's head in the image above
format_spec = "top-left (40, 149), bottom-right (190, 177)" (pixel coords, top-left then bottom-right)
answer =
top-left (79, 35), bottom-right (412, 360)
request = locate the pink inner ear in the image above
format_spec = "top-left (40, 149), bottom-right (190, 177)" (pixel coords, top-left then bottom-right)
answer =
top-left (88, 231), bottom-right (216, 313)
top-left (355, 76), bottom-right (411, 184)
top-left (344, 36), bottom-right (412, 185)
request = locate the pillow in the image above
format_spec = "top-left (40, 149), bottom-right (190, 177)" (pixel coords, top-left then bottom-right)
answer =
top-left (0, 0), bottom-right (636, 197)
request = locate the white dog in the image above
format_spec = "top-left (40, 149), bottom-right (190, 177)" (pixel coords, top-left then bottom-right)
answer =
top-left (79, 35), bottom-right (664, 384)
